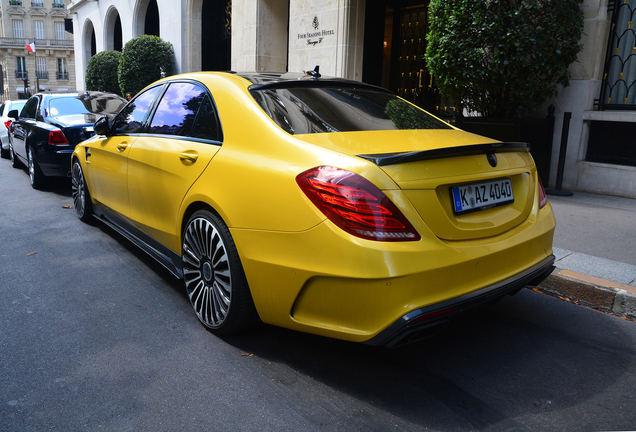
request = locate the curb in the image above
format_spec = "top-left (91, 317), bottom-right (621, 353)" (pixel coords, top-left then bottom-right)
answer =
top-left (529, 267), bottom-right (636, 321)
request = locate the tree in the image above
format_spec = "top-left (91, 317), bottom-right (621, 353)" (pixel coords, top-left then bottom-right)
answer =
top-left (425, 0), bottom-right (584, 117)
top-left (118, 35), bottom-right (174, 96)
top-left (85, 51), bottom-right (122, 95)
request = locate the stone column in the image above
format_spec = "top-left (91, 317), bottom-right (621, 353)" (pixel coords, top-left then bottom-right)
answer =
top-left (232, 0), bottom-right (289, 72)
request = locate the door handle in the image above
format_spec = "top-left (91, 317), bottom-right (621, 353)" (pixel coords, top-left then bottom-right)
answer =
top-left (116, 142), bottom-right (128, 152)
top-left (179, 151), bottom-right (198, 163)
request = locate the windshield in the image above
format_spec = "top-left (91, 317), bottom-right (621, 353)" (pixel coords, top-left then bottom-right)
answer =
top-left (48, 95), bottom-right (126, 117)
top-left (250, 86), bottom-right (452, 134)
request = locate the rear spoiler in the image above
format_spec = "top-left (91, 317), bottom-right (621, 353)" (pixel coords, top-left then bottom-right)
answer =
top-left (357, 142), bottom-right (530, 166)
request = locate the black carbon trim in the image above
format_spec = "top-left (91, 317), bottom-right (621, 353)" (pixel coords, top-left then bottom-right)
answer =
top-left (357, 142), bottom-right (530, 167)
top-left (92, 204), bottom-right (183, 279)
top-left (364, 255), bottom-right (555, 347)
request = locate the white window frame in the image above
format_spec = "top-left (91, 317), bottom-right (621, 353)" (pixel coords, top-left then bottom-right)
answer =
top-left (36, 57), bottom-right (47, 73)
top-left (34, 21), bottom-right (45, 40)
top-left (13, 20), bottom-right (24, 39)
top-left (16, 57), bottom-right (26, 73)
top-left (55, 22), bottom-right (65, 40)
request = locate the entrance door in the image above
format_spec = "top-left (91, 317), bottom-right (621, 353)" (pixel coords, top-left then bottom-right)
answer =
top-left (363, 1), bottom-right (441, 113)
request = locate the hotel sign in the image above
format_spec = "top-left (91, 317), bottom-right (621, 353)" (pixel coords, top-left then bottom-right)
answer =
top-left (297, 16), bottom-right (334, 46)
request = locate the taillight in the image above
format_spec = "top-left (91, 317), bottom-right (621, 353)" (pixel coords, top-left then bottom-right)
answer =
top-left (49, 129), bottom-right (68, 145)
top-left (296, 166), bottom-right (420, 242)
top-left (4, 120), bottom-right (12, 129)
top-left (538, 176), bottom-right (548, 209)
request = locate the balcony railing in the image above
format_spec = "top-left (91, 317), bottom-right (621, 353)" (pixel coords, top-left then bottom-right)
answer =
top-left (57, 71), bottom-right (68, 80)
top-left (15, 70), bottom-right (28, 79)
top-left (52, 2), bottom-right (64, 8)
top-left (36, 71), bottom-right (48, 80)
top-left (0, 37), bottom-right (73, 48)
top-left (9, 0), bottom-right (23, 6)
top-left (31, 1), bottom-right (44, 7)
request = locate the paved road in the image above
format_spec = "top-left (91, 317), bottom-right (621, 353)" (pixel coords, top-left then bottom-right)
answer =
top-left (1, 163), bottom-right (636, 431)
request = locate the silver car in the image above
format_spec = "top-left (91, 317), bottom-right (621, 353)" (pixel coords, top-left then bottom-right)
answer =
top-left (0, 100), bottom-right (27, 159)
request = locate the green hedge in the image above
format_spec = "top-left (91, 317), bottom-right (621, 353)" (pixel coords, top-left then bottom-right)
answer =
top-left (118, 35), bottom-right (175, 97)
top-left (85, 50), bottom-right (122, 95)
top-left (425, 0), bottom-right (584, 117)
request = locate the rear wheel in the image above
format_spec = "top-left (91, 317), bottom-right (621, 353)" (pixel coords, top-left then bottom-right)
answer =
top-left (0, 143), bottom-right (8, 159)
top-left (71, 160), bottom-right (93, 222)
top-left (28, 146), bottom-right (45, 189)
top-left (182, 210), bottom-right (257, 334)
top-left (9, 141), bottom-right (22, 169)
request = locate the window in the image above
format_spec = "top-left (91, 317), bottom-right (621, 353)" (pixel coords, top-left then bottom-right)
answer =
top-left (13, 20), bottom-right (24, 39)
top-left (113, 86), bottom-right (162, 133)
top-left (600, 0), bottom-right (636, 109)
top-left (36, 58), bottom-right (48, 80)
top-left (34, 21), bottom-right (45, 40)
top-left (20, 97), bottom-right (39, 119)
top-left (16, 57), bottom-right (27, 79)
top-left (249, 86), bottom-right (452, 135)
top-left (57, 58), bottom-right (68, 80)
top-left (191, 96), bottom-right (221, 141)
top-left (55, 22), bottom-right (65, 40)
top-left (52, 0), bottom-right (64, 8)
top-left (149, 82), bottom-right (207, 136)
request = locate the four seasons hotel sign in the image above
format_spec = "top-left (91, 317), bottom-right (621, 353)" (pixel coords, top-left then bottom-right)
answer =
top-left (297, 16), bottom-right (335, 46)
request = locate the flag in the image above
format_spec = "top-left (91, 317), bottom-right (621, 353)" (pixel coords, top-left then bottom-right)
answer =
top-left (26, 41), bottom-right (36, 53)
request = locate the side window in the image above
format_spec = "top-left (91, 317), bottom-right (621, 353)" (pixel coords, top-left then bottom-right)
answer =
top-left (191, 95), bottom-right (221, 141)
top-left (148, 82), bottom-right (206, 136)
top-left (20, 97), bottom-right (39, 119)
top-left (113, 86), bottom-right (162, 133)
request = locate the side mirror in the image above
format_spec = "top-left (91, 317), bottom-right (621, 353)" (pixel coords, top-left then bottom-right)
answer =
top-left (8, 109), bottom-right (19, 120)
top-left (93, 115), bottom-right (111, 136)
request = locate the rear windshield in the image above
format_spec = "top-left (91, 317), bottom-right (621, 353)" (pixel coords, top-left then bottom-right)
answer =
top-left (250, 86), bottom-right (452, 134)
top-left (48, 95), bottom-right (126, 117)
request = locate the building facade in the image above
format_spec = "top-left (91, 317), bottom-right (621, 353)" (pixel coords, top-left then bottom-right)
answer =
top-left (0, 0), bottom-right (75, 100)
top-left (67, 0), bottom-right (636, 199)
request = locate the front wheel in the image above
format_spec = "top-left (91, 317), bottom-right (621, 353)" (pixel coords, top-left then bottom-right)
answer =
top-left (182, 210), bottom-right (257, 334)
top-left (28, 146), bottom-right (45, 189)
top-left (71, 160), bottom-right (93, 222)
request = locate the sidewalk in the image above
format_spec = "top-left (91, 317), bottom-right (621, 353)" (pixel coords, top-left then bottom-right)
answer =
top-left (529, 191), bottom-right (636, 321)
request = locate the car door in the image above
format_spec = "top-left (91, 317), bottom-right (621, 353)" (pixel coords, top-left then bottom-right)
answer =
top-left (126, 81), bottom-right (223, 251)
top-left (11, 96), bottom-right (40, 162)
top-left (85, 85), bottom-right (163, 219)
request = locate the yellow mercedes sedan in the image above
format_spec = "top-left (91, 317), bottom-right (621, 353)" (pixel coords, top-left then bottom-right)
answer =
top-left (71, 70), bottom-right (556, 347)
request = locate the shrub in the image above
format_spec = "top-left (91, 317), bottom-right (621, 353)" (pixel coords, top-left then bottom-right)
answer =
top-left (425, 0), bottom-right (584, 117)
top-left (118, 35), bottom-right (174, 97)
top-left (85, 51), bottom-right (122, 95)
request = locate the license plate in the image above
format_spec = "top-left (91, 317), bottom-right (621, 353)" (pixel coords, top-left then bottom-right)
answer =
top-left (451, 178), bottom-right (514, 214)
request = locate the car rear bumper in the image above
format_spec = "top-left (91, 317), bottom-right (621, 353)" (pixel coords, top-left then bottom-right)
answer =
top-left (232, 200), bottom-right (556, 344)
top-left (38, 148), bottom-right (74, 177)
top-left (363, 255), bottom-right (555, 347)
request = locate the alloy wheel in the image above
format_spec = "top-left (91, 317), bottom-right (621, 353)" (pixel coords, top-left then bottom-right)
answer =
top-left (71, 162), bottom-right (86, 218)
top-left (182, 216), bottom-right (232, 329)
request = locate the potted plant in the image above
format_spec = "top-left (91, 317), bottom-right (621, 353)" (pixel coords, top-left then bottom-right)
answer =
top-left (425, 0), bottom-right (584, 183)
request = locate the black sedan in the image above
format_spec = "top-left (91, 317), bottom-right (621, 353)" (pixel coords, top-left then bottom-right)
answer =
top-left (8, 92), bottom-right (126, 189)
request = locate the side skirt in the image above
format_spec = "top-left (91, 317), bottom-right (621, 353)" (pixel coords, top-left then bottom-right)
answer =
top-left (92, 204), bottom-right (184, 279)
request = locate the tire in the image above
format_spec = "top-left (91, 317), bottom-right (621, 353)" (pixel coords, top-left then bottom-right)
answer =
top-left (0, 144), bottom-right (8, 159)
top-left (182, 210), bottom-right (258, 334)
top-left (28, 146), bottom-right (45, 189)
top-left (9, 140), bottom-right (22, 169)
top-left (71, 159), bottom-right (94, 222)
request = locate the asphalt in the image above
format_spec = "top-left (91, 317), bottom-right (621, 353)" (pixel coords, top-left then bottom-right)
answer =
top-left (529, 190), bottom-right (636, 321)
